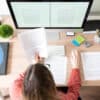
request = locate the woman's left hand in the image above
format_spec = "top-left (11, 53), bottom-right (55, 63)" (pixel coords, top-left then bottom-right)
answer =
top-left (70, 49), bottom-right (81, 69)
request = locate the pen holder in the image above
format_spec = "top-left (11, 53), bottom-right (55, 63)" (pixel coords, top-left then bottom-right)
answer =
top-left (94, 29), bottom-right (100, 43)
top-left (94, 35), bottom-right (100, 43)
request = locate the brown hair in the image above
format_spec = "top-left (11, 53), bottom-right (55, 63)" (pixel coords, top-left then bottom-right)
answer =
top-left (22, 63), bottom-right (60, 100)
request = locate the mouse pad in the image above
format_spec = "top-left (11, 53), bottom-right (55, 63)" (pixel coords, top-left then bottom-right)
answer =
top-left (0, 43), bottom-right (9, 75)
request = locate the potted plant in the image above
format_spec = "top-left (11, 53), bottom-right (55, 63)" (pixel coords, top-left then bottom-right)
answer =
top-left (94, 29), bottom-right (100, 43)
top-left (0, 24), bottom-right (14, 39)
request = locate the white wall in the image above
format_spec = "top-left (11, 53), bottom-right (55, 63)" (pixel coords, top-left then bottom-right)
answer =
top-left (0, 0), bottom-right (10, 15)
top-left (0, 0), bottom-right (100, 15)
top-left (90, 0), bottom-right (100, 14)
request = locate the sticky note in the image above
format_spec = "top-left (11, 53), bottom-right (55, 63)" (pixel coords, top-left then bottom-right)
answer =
top-left (75, 35), bottom-right (85, 44)
top-left (72, 39), bottom-right (80, 46)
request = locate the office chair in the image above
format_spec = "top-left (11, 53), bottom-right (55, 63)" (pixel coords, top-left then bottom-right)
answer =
top-left (57, 87), bottom-right (82, 100)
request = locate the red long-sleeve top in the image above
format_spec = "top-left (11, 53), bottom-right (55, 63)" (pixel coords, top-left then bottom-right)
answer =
top-left (9, 69), bottom-right (81, 100)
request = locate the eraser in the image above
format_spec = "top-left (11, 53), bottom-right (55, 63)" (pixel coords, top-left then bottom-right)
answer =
top-left (66, 32), bottom-right (75, 36)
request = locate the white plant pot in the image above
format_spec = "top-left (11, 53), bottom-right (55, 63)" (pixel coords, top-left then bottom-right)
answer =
top-left (94, 35), bottom-right (100, 43)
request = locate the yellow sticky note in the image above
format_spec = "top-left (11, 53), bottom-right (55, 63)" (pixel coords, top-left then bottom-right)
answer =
top-left (75, 35), bottom-right (85, 44)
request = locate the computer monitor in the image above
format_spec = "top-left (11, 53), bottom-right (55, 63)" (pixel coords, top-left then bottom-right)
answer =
top-left (7, 0), bottom-right (93, 29)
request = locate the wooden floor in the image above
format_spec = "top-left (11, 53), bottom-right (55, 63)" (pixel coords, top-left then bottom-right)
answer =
top-left (80, 86), bottom-right (100, 100)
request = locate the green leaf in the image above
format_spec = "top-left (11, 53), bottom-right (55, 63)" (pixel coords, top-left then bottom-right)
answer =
top-left (0, 24), bottom-right (14, 38)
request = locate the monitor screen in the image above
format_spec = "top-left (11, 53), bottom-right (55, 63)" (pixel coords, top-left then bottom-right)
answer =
top-left (7, 0), bottom-right (93, 29)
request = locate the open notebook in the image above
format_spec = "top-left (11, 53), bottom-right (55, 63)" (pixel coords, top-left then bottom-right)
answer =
top-left (45, 45), bottom-right (67, 85)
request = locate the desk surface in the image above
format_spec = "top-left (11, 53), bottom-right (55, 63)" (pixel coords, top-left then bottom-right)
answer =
top-left (60, 32), bottom-right (100, 86)
top-left (0, 16), bottom-right (100, 88)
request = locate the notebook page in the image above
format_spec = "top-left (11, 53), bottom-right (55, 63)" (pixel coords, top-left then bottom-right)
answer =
top-left (45, 56), bottom-right (67, 85)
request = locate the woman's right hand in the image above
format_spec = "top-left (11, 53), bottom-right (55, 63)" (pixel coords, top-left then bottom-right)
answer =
top-left (34, 52), bottom-right (45, 64)
top-left (70, 49), bottom-right (81, 69)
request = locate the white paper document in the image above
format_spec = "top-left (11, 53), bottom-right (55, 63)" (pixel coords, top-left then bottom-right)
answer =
top-left (47, 45), bottom-right (65, 57)
top-left (45, 56), bottom-right (67, 85)
top-left (81, 52), bottom-right (100, 80)
top-left (18, 28), bottom-right (48, 63)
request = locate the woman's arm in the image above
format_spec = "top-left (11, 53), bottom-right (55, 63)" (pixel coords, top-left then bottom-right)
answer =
top-left (65, 69), bottom-right (81, 100)
top-left (9, 72), bottom-right (25, 100)
top-left (64, 50), bottom-right (81, 100)
top-left (9, 52), bottom-right (44, 100)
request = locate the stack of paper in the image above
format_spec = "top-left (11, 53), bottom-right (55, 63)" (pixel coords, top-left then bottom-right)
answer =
top-left (81, 52), bottom-right (100, 80)
top-left (18, 28), bottom-right (48, 64)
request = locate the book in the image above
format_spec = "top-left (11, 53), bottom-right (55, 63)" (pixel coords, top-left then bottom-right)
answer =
top-left (18, 28), bottom-right (48, 64)
top-left (0, 43), bottom-right (9, 75)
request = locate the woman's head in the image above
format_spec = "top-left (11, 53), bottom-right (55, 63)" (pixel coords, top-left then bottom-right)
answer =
top-left (22, 63), bottom-right (59, 100)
